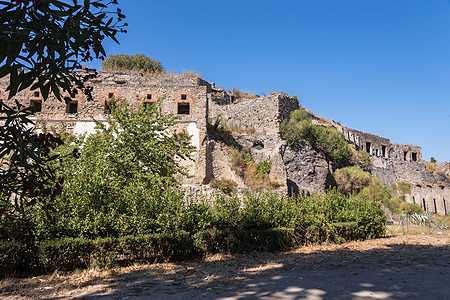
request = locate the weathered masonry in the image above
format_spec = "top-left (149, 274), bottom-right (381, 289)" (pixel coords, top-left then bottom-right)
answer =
top-left (0, 72), bottom-right (212, 184)
top-left (333, 124), bottom-right (448, 215)
top-left (0, 71), bottom-right (448, 215)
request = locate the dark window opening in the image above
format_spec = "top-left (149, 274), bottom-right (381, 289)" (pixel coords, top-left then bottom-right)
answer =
top-left (444, 198), bottom-right (447, 215)
top-left (177, 103), bottom-right (190, 115)
top-left (66, 101), bottom-right (78, 114)
top-left (404, 151), bottom-right (408, 161)
top-left (181, 94), bottom-right (187, 100)
top-left (146, 94), bottom-right (152, 100)
top-left (105, 101), bottom-right (112, 114)
top-left (33, 91), bottom-right (40, 97)
top-left (423, 198), bottom-right (427, 211)
top-left (375, 149), bottom-right (379, 156)
top-left (30, 100), bottom-right (42, 113)
top-left (412, 152), bottom-right (417, 161)
top-left (433, 199), bottom-right (437, 213)
top-left (382, 145), bottom-right (386, 157)
top-left (366, 142), bottom-right (371, 154)
top-left (108, 92), bottom-right (114, 99)
top-left (412, 196), bottom-right (415, 204)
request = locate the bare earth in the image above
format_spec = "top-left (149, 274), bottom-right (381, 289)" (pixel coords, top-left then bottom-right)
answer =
top-left (1, 233), bottom-right (449, 300)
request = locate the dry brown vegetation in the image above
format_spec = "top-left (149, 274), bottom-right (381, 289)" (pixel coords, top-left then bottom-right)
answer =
top-left (1, 234), bottom-right (448, 299)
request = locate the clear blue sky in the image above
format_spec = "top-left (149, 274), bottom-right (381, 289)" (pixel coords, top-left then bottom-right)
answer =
top-left (90, 0), bottom-right (450, 162)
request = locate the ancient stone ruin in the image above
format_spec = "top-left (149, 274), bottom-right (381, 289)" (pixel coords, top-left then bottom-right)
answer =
top-left (1, 71), bottom-right (448, 215)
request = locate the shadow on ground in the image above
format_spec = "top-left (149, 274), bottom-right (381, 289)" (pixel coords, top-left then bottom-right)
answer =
top-left (1, 235), bottom-right (449, 299)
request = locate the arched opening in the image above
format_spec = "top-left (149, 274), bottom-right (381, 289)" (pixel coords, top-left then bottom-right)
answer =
top-left (100, 91), bottom-right (122, 114)
top-left (173, 92), bottom-right (194, 115)
top-left (64, 92), bottom-right (83, 114)
top-left (139, 91), bottom-right (159, 109)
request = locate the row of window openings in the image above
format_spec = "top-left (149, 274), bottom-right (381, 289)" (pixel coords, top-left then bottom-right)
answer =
top-left (413, 196), bottom-right (447, 215)
top-left (364, 143), bottom-right (387, 157)
top-left (363, 142), bottom-right (418, 162)
top-left (27, 93), bottom-right (191, 115)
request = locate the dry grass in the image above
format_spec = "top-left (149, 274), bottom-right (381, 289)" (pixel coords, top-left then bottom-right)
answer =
top-left (228, 88), bottom-right (260, 100)
top-left (2, 234), bottom-right (448, 299)
top-left (144, 69), bottom-right (202, 78)
top-left (226, 124), bottom-right (256, 135)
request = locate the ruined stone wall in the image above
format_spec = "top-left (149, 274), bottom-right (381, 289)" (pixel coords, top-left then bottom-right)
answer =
top-left (391, 160), bottom-right (436, 184)
top-left (405, 184), bottom-right (449, 215)
top-left (390, 143), bottom-right (422, 162)
top-left (0, 72), bottom-right (211, 184)
top-left (370, 156), bottom-right (396, 185)
top-left (281, 141), bottom-right (331, 195)
top-left (209, 93), bottom-right (298, 135)
top-left (347, 129), bottom-right (391, 158)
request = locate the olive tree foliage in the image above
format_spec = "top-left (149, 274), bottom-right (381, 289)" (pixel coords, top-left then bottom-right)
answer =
top-left (0, 0), bottom-right (125, 239)
top-left (0, 0), bottom-right (126, 100)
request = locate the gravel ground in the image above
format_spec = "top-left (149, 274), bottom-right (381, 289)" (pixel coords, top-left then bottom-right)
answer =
top-left (1, 233), bottom-right (449, 299)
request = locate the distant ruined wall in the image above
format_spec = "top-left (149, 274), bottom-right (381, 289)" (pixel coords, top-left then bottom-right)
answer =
top-left (390, 143), bottom-right (422, 162)
top-left (405, 184), bottom-right (449, 215)
top-left (209, 94), bottom-right (298, 135)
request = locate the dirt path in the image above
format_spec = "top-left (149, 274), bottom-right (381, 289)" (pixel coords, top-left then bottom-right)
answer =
top-left (1, 233), bottom-right (449, 299)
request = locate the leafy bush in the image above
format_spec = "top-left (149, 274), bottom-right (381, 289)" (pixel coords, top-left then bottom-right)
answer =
top-left (210, 179), bottom-right (237, 194)
top-left (280, 109), bottom-right (352, 166)
top-left (102, 54), bottom-right (165, 74)
top-left (334, 166), bottom-right (373, 194)
top-left (34, 100), bottom-right (194, 239)
top-left (385, 198), bottom-right (423, 215)
top-left (350, 146), bottom-right (372, 171)
top-left (39, 231), bottom-right (194, 271)
top-left (257, 160), bottom-right (272, 175)
top-left (390, 182), bottom-right (411, 200)
top-left (193, 228), bottom-right (302, 254)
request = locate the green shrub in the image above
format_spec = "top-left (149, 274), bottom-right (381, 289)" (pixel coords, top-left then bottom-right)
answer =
top-left (257, 160), bottom-right (272, 175)
top-left (385, 198), bottom-right (423, 215)
top-left (193, 228), bottom-right (302, 254)
top-left (102, 54), bottom-right (165, 74)
top-left (280, 109), bottom-right (352, 166)
top-left (0, 240), bottom-right (21, 275)
top-left (350, 147), bottom-right (371, 171)
top-left (334, 166), bottom-right (373, 194)
top-left (39, 232), bottom-right (194, 271)
top-left (210, 179), bottom-right (237, 194)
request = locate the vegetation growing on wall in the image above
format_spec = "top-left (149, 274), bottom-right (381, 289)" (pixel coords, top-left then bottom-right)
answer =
top-left (102, 54), bottom-right (165, 74)
top-left (230, 148), bottom-right (277, 190)
top-left (334, 166), bottom-right (423, 216)
top-left (280, 109), bottom-right (352, 166)
top-left (210, 179), bottom-right (237, 194)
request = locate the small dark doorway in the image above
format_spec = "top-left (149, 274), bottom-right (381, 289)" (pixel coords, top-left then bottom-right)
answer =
top-left (366, 142), bottom-right (371, 154)
top-left (404, 151), bottom-right (408, 161)
top-left (382, 145), bottom-right (386, 157)
top-left (178, 103), bottom-right (190, 115)
top-left (433, 199), bottom-right (437, 213)
top-left (30, 100), bottom-right (42, 113)
top-left (422, 198), bottom-right (427, 211)
top-left (412, 152), bottom-right (417, 161)
top-left (66, 101), bottom-right (78, 114)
